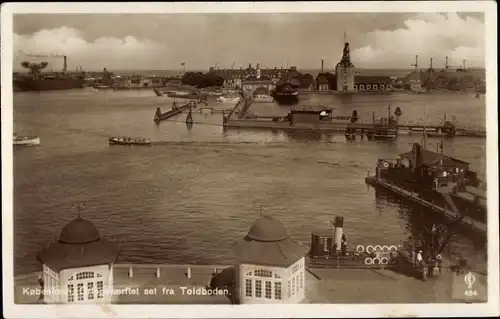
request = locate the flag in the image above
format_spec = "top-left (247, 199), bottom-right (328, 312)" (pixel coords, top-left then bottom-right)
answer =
top-left (180, 62), bottom-right (185, 66)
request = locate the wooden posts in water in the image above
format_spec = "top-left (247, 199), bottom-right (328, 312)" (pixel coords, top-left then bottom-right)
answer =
top-left (129, 266), bottom-right (133, 278)
top-left (156, 267), bottom-right (161, 278)
top-left (186, 267), bottom-right (192, 279)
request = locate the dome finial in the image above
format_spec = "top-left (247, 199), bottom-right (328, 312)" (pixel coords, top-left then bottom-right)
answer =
top-left (74, 202), bottom-right (86, 220)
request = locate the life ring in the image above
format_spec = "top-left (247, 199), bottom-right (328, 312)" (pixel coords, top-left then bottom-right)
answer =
top-left (389, 245), bottom-right (398, 252)
top-left (364, 257), bottom-right (374, 265)
top-left (383, 162), bottom-right (389, 168)
top-left (373, 257), bottom-right (381, 265)
top-left (375, 245), bottom-right (382, 252)
top-left (366, 245), bottom-right (375, 254)
top-left (356, 245), bottom-right (365, 253)
top-left (382, 245), bottom-right (390, 253)
top-left (380, 257), bottom-right (389, 265)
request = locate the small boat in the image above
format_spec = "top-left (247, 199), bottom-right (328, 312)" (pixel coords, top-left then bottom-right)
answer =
top-left (13, 135), bottom-right (40, 146)
top-left (109, 136), bottom-right (152, 145)
top-left (216, 96), bottom-right (241, 103)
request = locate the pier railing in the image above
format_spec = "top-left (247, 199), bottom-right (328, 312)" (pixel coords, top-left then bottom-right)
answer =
top-left (113, 263), bottom-right (233, 279)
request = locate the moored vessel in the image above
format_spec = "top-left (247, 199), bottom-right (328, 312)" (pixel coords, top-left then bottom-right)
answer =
top-left (13, 135), bottom-right (40, 146)
top-left (109, 136), bottom-right (152, 145)
top-left (306, 216), bottom-right (400, 269)
top-left (272, 78), bottom-right (300, 105)
top-left (365, 141), bottom-right (487, 227)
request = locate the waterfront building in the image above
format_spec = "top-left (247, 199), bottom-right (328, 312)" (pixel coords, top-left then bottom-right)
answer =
top-left (316, 74), bottom-right (330, 91)
top-left (36, 217), bottom-right (120, 304)
top-left (231, 216), bottom-right (308, 304)
top-left (289, 104), bottom-right (335, 125)
top-left (241, 65), bottom-right (276, 95)
top-left (354, 75), bottom-right (393, 92)
top-left (335, 39), bottom-right (356, 92)
top-left (315, 72), bottom-right (337, 91)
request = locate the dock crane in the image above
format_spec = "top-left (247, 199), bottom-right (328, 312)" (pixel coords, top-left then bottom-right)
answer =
top-left (26, 53), bottom-right (68, 73)
top-left (444, 56), bottom-right (467, 72)
top-left (410, 55), bottom-right (419, 72)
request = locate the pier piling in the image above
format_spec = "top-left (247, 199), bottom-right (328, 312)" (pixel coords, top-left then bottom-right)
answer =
top-left (186, 267), bottom-right (192, 279)
top-left (128, 267), bottom-right (133, 278)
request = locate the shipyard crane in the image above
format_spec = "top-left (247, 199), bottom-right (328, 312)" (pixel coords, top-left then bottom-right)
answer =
top-left (410, 55), bottom-right (419, 72)
top-left (335, 31), bottom-right (355, 92)
top-left (25, 53), bottom-right (68, 72)
top-left (445, 56), bottom-right (467, 72)
top-left (20, 61), bottom-right (49, 79)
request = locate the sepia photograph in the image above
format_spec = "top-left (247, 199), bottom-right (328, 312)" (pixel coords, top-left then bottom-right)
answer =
top-left (2, 1), bottom-right (499, 318)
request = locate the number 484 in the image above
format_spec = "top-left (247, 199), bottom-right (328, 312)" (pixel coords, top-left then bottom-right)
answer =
top-left (464, 290), bottom-right (478, 297)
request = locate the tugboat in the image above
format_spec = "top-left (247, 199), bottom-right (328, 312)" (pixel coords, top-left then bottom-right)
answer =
top-left (13, 134), bottom-right (40, 146)
top-left (306, 216), bottom-right (400, 269)
top-left (365, 141), bottom-right (487, 225)
top-left (109, 136), bottom-right (152, 145)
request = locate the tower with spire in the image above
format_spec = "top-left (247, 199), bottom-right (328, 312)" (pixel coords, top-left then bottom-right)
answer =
top-left (335, 31), bottom-right (356, 92)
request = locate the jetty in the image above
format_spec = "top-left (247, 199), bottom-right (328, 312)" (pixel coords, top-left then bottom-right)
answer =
top-left (154, 100), bottom-right (197, 124)
top-left (364, 143), bottom-right (487, 235)
top-left (223, 101), bottom-right (486, 138)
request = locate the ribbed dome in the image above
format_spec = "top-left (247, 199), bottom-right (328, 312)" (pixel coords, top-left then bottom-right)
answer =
top-left (59, 218), bottom-right (100, 244)
top-left (247, 216), bottom-right (289, 242)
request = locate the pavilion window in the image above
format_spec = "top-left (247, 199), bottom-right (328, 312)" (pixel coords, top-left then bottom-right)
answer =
top-left (265, 281), bottom-right (272, 299)
top-left (274, 282), bottom-right (282, 300)
top-left (67, 284), bottom-right (74, 302)
top-left (87, 282), bottom-right (94, 300)
top-left (77, 283), bottom-right (84, 301)
top-left (287, 280), bottom-right (291, 298)
top-left (255, 280), bottom-right (262, 298)
top-left (97, 281), bottom-right (104, 299)
top-left (245, 279), bottom-right (252, 297)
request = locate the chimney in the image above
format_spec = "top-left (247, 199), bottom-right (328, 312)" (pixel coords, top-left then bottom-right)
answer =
top-left (63, 56), bottom-right (67, 72)
top-left (321, 59), bottom-right (324, 72)
top-left (331, 216), bottom-right (344, 253)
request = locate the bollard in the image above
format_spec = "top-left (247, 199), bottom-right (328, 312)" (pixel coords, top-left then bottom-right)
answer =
top-left (187, 267), bottom-right (191, 279)
top-left (128, 266), bottom-right (133, 278)
top-left (156, 267), bottom-right (160, 278)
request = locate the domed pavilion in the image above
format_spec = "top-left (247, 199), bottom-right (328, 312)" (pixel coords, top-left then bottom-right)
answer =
top-left (231, 216), bottom-right (308, 304)
top-left (36, 217), bottom-right (120, 304)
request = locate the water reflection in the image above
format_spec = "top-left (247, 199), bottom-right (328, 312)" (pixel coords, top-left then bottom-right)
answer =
top-left (374, 188), bottom-right (487, 273)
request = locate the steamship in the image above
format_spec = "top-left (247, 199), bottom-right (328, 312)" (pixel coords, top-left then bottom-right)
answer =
top-left (13, 55), bottom-right (85, 92)
top-left (271, 78), bottom-right (300, 105)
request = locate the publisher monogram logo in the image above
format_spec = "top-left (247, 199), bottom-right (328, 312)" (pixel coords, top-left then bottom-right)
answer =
top-left (464, 272), bottom-right (476, 289)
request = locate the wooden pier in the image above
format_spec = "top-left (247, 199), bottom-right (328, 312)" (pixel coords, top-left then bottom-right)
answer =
top-left (365, 176), bottom-right (486, 234)
top-left (154, 101), bottom-right (196, 124)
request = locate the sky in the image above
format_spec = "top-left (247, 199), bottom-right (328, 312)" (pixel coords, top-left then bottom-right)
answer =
top-left (12, 12), bottom-right (485, 72)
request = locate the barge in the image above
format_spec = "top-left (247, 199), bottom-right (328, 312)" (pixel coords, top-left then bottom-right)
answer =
top-left (365, 142), bottom-right (487, 234)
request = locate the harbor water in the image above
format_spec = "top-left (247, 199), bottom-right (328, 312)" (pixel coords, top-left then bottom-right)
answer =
top-left (13, 88), bottom-right (488, 275)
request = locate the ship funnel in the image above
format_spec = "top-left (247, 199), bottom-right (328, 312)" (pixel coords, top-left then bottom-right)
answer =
top-left (321, 59), bottom-right (324, 72)
top-left (63, 56), bottom-right (67, 72)
top-left (331, 216), bottom-right (344, 253)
